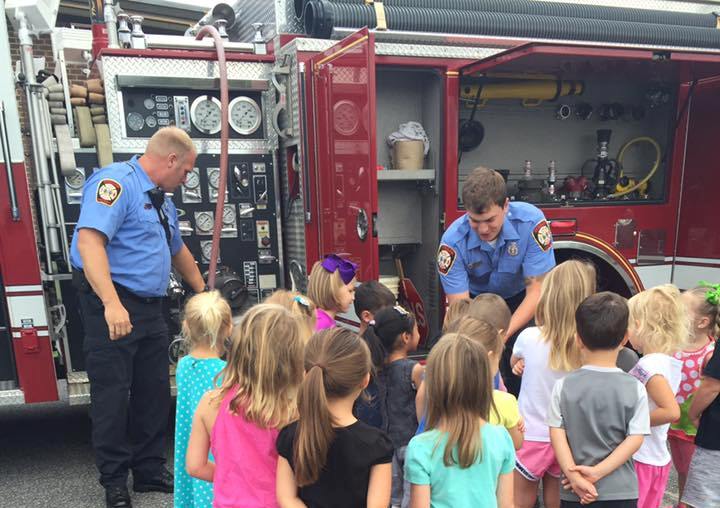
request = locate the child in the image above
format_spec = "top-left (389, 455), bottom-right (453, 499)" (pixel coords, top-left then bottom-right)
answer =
top-left (683, 339), bottom-right (720, 508)
top-left (354, 280), bottom-right (397, 429)
top-left (447, 316), bottom-right (524, 450)
top-left (307, 254), bottom-right (358, 330)
top-left (370, 306), bottom-right (423, 508)
top-left (441, 297), bottom-right (471, 333)
top-left (264, 289), bottom-right (317, 341)
top-left (627, 284), bottom-right (686, 508)
top-left (186, 304), bottom-right (305, 507)
top-left (354, 280), bottom-right (396, 335)
top-left (405, 334), bottom-right (515, 508)
top-left (276, 327), bottom-right (394, 508)
top-left (669, 285), bottom-right (717, 507)
top-left (469, 293), bottom-right (513, 391)
top-left (469, 293), bottom-right (512, 336)
top-left (548, 292), bottom-right (650, 507)
top-left (175, 291), bottom-right (232, 508)
top-left (510, 260), bottom-right (596, 508)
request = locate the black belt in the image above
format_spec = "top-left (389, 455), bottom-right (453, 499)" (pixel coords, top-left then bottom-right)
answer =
top-left (72, 269), bottom-right (165, 304)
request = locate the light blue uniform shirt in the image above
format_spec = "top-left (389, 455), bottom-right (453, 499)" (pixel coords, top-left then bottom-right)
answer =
top-left (437, 202), bottom-right (555, 299)
top-left (70, 155), bottom-right (184, 297)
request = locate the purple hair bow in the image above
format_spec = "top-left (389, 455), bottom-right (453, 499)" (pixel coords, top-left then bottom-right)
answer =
top-left (321, 254), bottom-right (358, 284)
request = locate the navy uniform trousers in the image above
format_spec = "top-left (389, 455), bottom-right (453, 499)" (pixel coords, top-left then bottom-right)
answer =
top-left (78, 283), bottom-right (170, 488)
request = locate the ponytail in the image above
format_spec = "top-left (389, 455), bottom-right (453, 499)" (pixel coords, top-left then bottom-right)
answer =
top-left (293, 328), bottom-right (371, 485)
top-left (294, 364), bottom-right (334, 486)
top-left (361, 306), bottom-right (415, 372)
top-left (362, 322), bottom-right (386, 373)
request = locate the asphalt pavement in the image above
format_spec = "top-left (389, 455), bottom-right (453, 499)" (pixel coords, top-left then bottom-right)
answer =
top-left (0, 401), bottom-right (680, 508)
top-left (0, 401), bottom-right (175, 508)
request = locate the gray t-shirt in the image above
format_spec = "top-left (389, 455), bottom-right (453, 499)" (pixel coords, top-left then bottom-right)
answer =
top-left (547, 366), bottom-right (650, 502)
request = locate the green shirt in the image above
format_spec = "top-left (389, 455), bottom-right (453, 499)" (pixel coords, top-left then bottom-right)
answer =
top-left (405, 424), bottom-right (515, 508)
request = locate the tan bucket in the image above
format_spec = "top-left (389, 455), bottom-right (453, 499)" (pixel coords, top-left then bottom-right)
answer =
top-left (392, 140), bottom-right (424, 170)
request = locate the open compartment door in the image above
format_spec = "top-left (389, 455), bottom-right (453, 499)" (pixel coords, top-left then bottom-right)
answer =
top-left (460, 42), bottom-right (720, 79)
top-left (309, 27), bottom-right (379, 281)
top-left (673, 76), bottom-right (720, 288)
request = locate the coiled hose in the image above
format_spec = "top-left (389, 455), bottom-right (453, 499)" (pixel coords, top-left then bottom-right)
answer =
top-left (609, 137), bottom-right (661, 199)
top-left (297, 0), bottom-right (718, 29)
top-left (304, 1), bottom-right (720, 49)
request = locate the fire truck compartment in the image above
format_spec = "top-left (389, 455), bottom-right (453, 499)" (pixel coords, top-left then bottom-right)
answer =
top-left (375, 67), bottom-right (444, 334)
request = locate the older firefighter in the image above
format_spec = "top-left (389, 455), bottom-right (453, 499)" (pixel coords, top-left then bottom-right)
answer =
top-left (69, 127), bottom-right (205, 508)
top-left (437, 166), bottom-right (556, 394)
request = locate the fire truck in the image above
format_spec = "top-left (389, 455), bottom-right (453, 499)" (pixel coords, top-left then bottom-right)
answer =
top-left (1, 0), bottom-right (719, 406)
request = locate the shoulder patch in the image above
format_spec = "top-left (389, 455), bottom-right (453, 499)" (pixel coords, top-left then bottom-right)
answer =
top-left (532, 220), bottom-right (553, 252)
top-left (437, 244), bottom-right (457, 276)
top-left (96, 178), bottom-right (122, 206)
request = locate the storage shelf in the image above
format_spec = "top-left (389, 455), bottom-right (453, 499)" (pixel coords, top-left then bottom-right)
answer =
top-left (377, 169), bottom-right (435, 181)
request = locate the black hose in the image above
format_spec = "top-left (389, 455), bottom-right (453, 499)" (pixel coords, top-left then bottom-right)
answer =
top-left (299, 0), bottom-right (718, 29)
top-left (304, 1), bottom-right (720, 49)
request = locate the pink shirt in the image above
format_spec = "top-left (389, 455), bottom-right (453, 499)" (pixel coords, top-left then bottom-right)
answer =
top-left (211, 387), bottom-right (280, 508)
top-left (315, 308), bottom-right (336, 330)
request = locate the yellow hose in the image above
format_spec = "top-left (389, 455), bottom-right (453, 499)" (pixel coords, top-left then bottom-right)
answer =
top-left (608, 136), bottom-right (661, 198)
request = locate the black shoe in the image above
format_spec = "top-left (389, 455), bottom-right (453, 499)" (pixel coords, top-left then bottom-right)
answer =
top-left (132, 468), bottom-right (174, 493)
top-left (105, 486), bottom-right (132, 508)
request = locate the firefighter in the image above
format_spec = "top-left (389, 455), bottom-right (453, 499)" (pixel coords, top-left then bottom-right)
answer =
top-left (69, 127), bottom-right (205, 508)
top-left (437, 166), bottom-right (556, 395)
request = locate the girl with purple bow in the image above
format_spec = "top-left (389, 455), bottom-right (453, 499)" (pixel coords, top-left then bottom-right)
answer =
top-left (307, 254), bottom-right (358, 330)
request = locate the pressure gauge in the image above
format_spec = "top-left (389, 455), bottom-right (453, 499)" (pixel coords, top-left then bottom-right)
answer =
top-left (333, 99), bottom-right (360, 136)
top-left (184, 170), bottom-right (200, 189)
top-left (200, 241), bottom-right (215, 263)
top-left (222, 205), bottom-right (236, 225)
top-left (145, 115), bottom-right (157, 128)
top-left (229, 96), bottom-right (262, 135)
top-left (195, 211), bottom-right (214, 234)
top-left (126, 112), bottom-right (144, 132)
top-left (207, 168), bottom-right (220, 189)
top-left (190, 96), bottom-right (222, 135)
top-left (65, 169), bottom-right (86, 190)
top-left (144, 98), bottom-right (155, 110)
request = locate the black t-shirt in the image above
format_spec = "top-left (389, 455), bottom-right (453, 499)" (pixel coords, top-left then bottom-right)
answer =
top-left (696, 342), bottom-right (720, 450)
top-left (276, 420), bottom-right (394, 508)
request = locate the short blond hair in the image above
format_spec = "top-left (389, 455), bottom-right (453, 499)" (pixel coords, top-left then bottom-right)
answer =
top-left (307, 261), bottom-right (347, 312)
top-left (217, 303), bottom-right (305, 428)
top-left (181, 291), bottom-right (232, 352)
top-left (146, 126), bottom-right (195, 160)
top-left (536, 260), bottom-right (596, 372)
top-left (629, 284), bottom-right (689, 355)
top-left (264, 289), bottom-right (317, 342)
top-left (469, 294), bottom-right (512, 335)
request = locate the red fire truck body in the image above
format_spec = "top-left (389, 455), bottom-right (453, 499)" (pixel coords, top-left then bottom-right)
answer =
top-left (1, 0), bottom-right (719, 405)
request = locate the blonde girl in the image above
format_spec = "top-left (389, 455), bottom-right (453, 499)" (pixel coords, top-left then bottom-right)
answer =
top-left (264, 289), bottom-right (317, 341)
top-left (448, 316), bottom-right (524, 450)
top-left (669, 285), bottom-right (718, 507)
top-left (186, 304), bottom-right (305, 508)
top-left (405, 334), bottom-right (515, 508)
top-left (174, 291), bottom-right (232, 508)
top-left (510, 260), bottom-right (596, 508)
top-left (627, 285), bottom-right (687, 508)
top-left (276, 328), bottom-right (394, 508)
top-left (469, 293), bottom-right (513, 391)
top-left (307, 254), bottom-right (358, 330)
